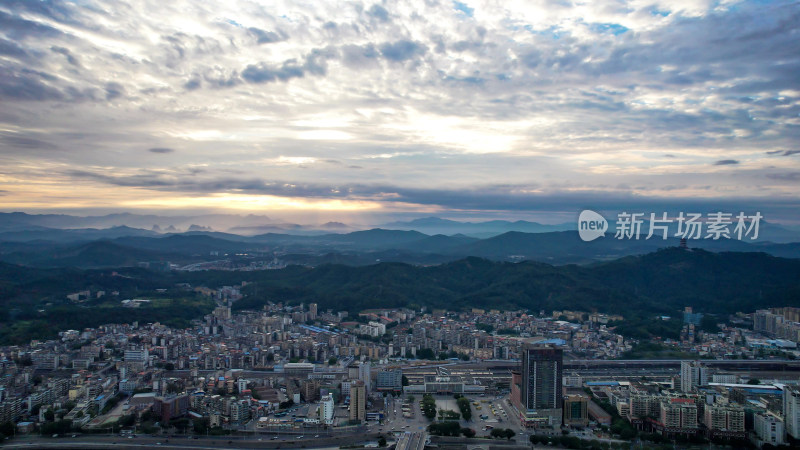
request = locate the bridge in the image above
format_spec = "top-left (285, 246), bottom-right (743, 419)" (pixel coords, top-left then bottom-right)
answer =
top-left (396, 431), bottom-right (428, 450)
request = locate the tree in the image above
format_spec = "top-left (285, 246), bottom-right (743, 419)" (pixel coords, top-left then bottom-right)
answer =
top-left (748, 378), bottom-right (761, 385)
top-left (416, 348), bottom-right (435, 360)
top-left (280, 399), bottom-right (295, 410)
top-left (328, 357), bottom-right (338, 365)
top-left (620, 427), bottom-right (636, 440)
top-left (402, 375), bottom-right (409, 386)
top-left (0, 421), bottom-right (15, 437)
top-left (41, 420), bottom-right (72, 435)
top-left (490, 428), bottom-right (505, 439)
top-left (378, 436), bottom-right (387, 447)
top-left (169, 417), bottom-right (191, 432)
top-left (406, 395), bottom-right (415, 404)
top-left (421, 395), bottom-right (437, 420)
top-left (502, 428), bottom-right (516, 440)
top-left (119, 414), bottom-right (136, 427)
top-left (193, 417), bottom-right (210, 434)
top-left (428, 421), bottom-right (461, 436)
top-left (457, 397), bottom-right (472, 421)
top-left (461, 428), bottom-right (476, 438)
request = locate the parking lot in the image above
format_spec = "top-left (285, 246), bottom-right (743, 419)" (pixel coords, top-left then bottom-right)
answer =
top-left (383, 394), bottom-right (516, 439)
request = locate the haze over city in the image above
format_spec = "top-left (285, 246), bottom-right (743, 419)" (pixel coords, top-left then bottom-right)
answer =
top-left (1, 0), bottom-right (799, 223)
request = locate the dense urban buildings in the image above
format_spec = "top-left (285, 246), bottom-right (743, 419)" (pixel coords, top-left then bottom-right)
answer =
top-left (0, 291), bottom-right (799, 448)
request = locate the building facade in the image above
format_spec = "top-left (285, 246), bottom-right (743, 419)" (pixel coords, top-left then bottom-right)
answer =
top-left (349, 380), bottom-right (366, 423)
top-left (517, 344), bottom-right (563, 427)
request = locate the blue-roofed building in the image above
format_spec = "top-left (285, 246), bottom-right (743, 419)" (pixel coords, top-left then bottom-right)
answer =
top-left (586, 381), bottom-right (620, 387)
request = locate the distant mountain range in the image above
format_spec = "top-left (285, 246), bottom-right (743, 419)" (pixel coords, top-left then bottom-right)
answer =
top-left (383, 216), bottom-right (575, 237)
top-left (0, 211), bottom-right (280, 234)
top-left (4, 211), bottom-right (799, 242)
top-left (1, 212), bottom-right (799, 269)
top-left (0, 226), bottom-right (797, 269)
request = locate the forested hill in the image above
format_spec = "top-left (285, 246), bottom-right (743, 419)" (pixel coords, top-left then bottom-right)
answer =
top-left (1, 248), bottom-right (799, 344)
top-left (233, 247), bottom-right (800, 317)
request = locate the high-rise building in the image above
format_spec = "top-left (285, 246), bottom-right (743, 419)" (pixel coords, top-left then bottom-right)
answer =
top-left (319, 394), bottom-right (334, 425)
top-left (680, 361), bottom-right (708, 392)
top-left (784, 385), bottom-right (800, 439)
top-left (309, 303), bottom-right (318, 321)
top-left (358, 362), bottom-right (372, 393)
top-left (518, 344), bottom-right (563, 426)
top-left (349, 380), bottom-right (366, 422)
top-left (301, 379), bottom-right (320, 402)
top-left (754, 411), bottom-right (785, 446)
top-left (660, 398), bottom-right (698, 430)
top-left (703, 404), bottom-right (744, 432)
top-left (230, 399), bottom-right (250, 424)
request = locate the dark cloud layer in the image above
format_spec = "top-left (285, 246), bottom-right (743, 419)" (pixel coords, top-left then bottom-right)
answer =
top-left (60, 168), bottom-right (800, 219)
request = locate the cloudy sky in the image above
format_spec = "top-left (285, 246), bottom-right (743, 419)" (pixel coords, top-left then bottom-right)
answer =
top-left (1, 0), bottom-right (799, 224)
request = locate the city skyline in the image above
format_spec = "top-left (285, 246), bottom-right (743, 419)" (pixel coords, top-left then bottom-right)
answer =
top-left (1, 1), bottom-right (799, 223)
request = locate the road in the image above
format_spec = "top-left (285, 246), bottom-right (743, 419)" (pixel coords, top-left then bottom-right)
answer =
top-left (4, 432), bottom-right (385, 449)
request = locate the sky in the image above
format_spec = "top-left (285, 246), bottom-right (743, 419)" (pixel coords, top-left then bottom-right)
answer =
top-left (0, 0), bottom-right (799, 224)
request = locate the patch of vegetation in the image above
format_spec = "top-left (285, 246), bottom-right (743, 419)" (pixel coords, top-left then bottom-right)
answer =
top-left (421, 395), bottom-right (437, 420)
top-left (456, 396), bottom-right (472, 421)
top-left (619, 341), bottom-right (711, 360)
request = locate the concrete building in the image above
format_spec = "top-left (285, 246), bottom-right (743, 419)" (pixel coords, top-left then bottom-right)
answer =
top-left (377, 369), bottom-right (403, 393)
top-left (319, 394), bottom-right (334, 425)
top-left (517, 344), bottom-right (563, 427)
top-left (783, 385), bottom-right (800, 439)
top-left (659, 398), bottom-right (698, 432)
top-left (124, 347), bottom-right (149, 370)
top-left (754, 411), bottom-right (785, 446)
top-left (703, 404), bottom-right (744, 438)
top-left (563, 394), bottom-right (589, 427)
top-left (230, 399), bottom-right (250, 424)
top-left (153, 394), bottom-right (189, 423)
top-left (349, 380), bottom-right (366, 423)
top-left (629, 395), bottom-right (661, 419)
top-left (680, 361), bottom-right (708, 392)
top-left (358, 362), bottom-right (371, 393)
top-left (309, 303), bottom-right (318, 321)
